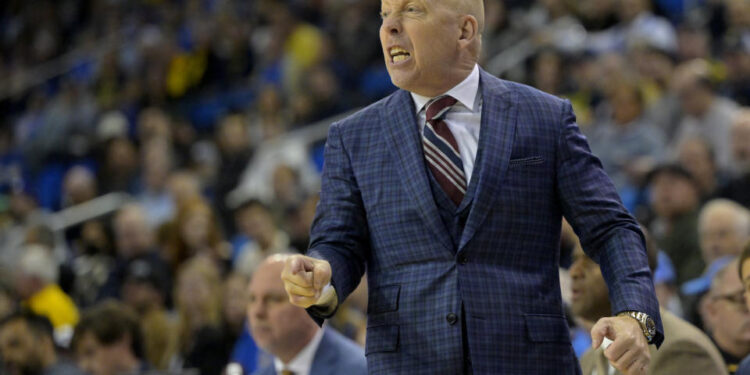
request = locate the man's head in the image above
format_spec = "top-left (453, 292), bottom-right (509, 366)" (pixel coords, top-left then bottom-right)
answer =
top-left (0, 312), bottom-right (57, 375)
top-left (14, 245), bottom-right (58, 300)
top-left (677, 137), bottom-right (716, 195)
top-left (73, 301), bottom-right (142, 375)
top-left (235, 199), bottom-right (277, 243)
top-left (672, 59), bottom-right (715, 117)
top-left (247, 255), bottom-right (319, 363)
top-left (113, 204), bottom-right (154, 259)
top-left (569, 225), bottom-right (657, 322)
top-left (648, 164), bottom-right (700, 221)
top-left (121, 257), bottom-right (168, 315)
top-left (704, 258), bottom-right (750, 356)
top-left (379, 0), bottom-right (484, 96)
top-left (740, 242), bottom-right (750, 312)
top-left (731, 109), bottom-right (750, 173)
top-left (698, 199), bottom-right (750, 264)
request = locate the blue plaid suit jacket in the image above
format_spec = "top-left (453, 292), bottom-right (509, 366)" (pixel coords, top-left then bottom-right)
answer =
top-left (308, 69), bottom-right (663, 374)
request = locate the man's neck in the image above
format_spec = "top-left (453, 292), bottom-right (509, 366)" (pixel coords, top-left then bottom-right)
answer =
top-left (716, 333), bottom-right (750, 360)
top-left (113, 353), bottom-right (141, 374)
top-left (277, 328), bottom-right (318, 364)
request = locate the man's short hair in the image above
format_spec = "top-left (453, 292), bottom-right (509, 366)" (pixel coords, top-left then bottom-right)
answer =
top-left (0, 310), bottom-right (54, 340)
top-left (17, 245), bottom-right (58, 284)
top-left (739, 241), bottom-right (750, 280)
top-left (72, 301), bottom-right (142, 358)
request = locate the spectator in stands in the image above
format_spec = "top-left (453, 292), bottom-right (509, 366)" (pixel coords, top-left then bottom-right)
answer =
top-left (677, 137), bottom-right (722, 200)
top-left (737, 242), bottom-right (750, 374)
top-left (222, 272), bottom-right (259, 374)
top-left (647, 163), bottom-right (704, 284)
top-left (233, 199), bottom-right (293, 277)
top-left (247, 254), bottom-right (366, 375)
top-left (701, 258), bottom-right (750, 374)
top-left (120, 256), bottom-right (176, 370)
top-left (718, 109), bottom-right (750, 207)
top-left (72, 301), bottom-right (148, 375)
top-left (572, 226), bottom-right (726, 374)
top-left (136, 137), bottom-right (175, 227)
top-left (587, 80), bottom-right (665, 192)
top-left (215, 113), bottom-right (254, 233)
top-left (98, 204), bottom-right (169, 302)
top-left (698, 200), bottom-right (750, 264)
top-left (164, 197), bottom-right (229, 274)
top-left (61, 167), bottom-right (98, 208)
top-left (14, 244), bottom-right (78, 346)
top-left (270, 164), bottom-right (305, 222)
top-left (173, 257), bottom-right (232, 375)
top-left (0, 311), bottom-right (83, 375)
top-left (681, 199), bottom-right (750, 326)
top-left (671, 59), bottom-right (738, 172)
top-left (286, 194), bottom-right (319, 255)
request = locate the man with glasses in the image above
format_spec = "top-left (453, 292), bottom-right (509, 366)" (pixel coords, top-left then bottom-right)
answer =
top-left (702, 258), bottom-right (750, 374)
top-left (736, 243), bottom-right (750, 375)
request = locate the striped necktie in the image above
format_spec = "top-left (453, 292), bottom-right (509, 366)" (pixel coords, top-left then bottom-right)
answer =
top-left (422, 95), bottom-right (466, 206)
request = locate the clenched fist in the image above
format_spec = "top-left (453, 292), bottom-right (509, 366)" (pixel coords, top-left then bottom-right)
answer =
top-left (281, 255), bottom-right (335, 309)
top-left (591, 315), bottom-right (651, 375)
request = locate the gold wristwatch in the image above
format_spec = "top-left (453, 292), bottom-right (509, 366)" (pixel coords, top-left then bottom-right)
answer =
top-left (619, 311), bottom-right (656, 344)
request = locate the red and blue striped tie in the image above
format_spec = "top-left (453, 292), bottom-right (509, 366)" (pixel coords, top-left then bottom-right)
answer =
top-left (422, 95), bottom-right (466, 206)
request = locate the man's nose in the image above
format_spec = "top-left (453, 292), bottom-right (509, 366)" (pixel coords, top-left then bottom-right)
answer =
top-left (382, 15), bottom-right (401, 35)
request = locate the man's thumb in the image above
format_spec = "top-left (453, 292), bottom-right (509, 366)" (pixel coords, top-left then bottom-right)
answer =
top-left (591, 319), bottom-right (613, 349)
top-left (312, 262), bottom-right (330, 290)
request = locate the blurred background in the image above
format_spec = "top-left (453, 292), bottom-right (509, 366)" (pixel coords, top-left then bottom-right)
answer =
top-left (0, 0), bottom-right (748, 374)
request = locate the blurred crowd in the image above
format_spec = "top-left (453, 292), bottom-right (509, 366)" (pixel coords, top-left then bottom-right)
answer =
top-left (0, 0), bottom-right (749, 374)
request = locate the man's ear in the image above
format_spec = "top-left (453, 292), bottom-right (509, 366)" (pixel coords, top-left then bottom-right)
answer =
top-left (458, 15), bottom-right (479, 47)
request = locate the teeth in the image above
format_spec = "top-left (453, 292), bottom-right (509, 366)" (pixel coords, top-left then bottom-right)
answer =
top-left (389, 47), bottom-right (408, 56)
top-left (393, 54), bottom-right (409, 62)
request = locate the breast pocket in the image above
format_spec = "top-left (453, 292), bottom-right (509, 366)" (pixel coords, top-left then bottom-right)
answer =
top-left (508, 156), bottom-right (545, 167)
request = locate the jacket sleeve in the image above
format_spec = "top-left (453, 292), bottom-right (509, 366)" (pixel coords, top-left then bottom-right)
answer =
top-left (306, 121), bottom-right (369, 324)
top-left (555, 100), bottom-right (664, 347)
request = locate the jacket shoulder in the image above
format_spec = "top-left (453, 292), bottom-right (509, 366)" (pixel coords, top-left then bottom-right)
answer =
top-left (332, 90), bottom-right (404, 134)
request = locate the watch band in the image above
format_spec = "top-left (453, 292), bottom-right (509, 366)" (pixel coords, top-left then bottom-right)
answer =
top-left (618, 311), bottom-right (656, 344)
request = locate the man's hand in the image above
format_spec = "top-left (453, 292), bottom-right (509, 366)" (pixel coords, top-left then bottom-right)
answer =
top-left (591, 315), bottom-right (651, 375)
top-left (281, 255), bottom-right (333, 308)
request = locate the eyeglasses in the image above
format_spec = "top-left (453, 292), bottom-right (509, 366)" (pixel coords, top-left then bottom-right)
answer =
top-left (713, 290), bottom-right (748, 311)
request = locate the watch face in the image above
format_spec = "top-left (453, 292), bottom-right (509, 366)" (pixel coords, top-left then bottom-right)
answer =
top-left (645, 317), bottom-right (656, 335)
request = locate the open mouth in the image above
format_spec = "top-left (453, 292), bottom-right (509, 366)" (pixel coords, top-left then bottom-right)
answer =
top-left (389, 47), bottom-right (411, 63)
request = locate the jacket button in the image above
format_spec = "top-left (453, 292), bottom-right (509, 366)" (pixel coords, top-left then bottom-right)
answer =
top-left (458, 255), bottom-right (468, 265)
top-left (446, 313), bottom-right (458, 325)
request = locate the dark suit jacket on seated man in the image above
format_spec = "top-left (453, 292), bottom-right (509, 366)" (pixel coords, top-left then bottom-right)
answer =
top-left (249, 255), bottom-right (366, 375)
top-left (281, 0), bottom-right (663, 374)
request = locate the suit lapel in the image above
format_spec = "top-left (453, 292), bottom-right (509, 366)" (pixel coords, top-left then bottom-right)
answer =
top-left (458, 69), bottom-right (517, 251)
top-left (383, 90), bottom-right (454, 253)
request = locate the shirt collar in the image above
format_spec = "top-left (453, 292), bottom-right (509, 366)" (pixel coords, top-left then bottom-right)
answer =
top-left (411, 64), bottom-right (480, 114)
top-left (274, 329), bottom-right (324, 375)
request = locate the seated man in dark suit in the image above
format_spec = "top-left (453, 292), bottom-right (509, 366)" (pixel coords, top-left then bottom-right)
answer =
top-left (572, 228), bottom-right (726, 375)
top-left (248, 255), bottom-right (366, 375)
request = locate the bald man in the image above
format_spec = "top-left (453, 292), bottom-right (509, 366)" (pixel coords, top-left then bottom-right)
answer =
top-left (248, 255), bottom-right (366, 375)
top-left (282, 0), bottom-right (662, 373)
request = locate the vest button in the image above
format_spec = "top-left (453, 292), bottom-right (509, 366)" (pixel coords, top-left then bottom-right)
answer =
top-left (458, 255), bottom-right (468, 265)
top-left (446, 313), bottom-right (458, 325)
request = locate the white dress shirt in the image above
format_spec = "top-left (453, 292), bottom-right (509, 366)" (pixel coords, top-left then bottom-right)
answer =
top-left (273, 329), bottom-right (324, 375)
top-left (411, 64), bottom-right (482, 183)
